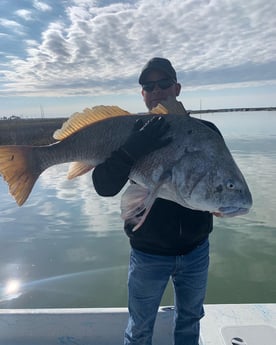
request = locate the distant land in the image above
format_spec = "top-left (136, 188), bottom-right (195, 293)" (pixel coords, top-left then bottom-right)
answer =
top-left (0, 106), bottom-right (275, 145)
top-left (0, 117), bottom-right (66, 145)
top-left (189, 106), bottom-right (276, 114)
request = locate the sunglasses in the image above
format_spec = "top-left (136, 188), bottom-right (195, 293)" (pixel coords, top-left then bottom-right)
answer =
top-left (142, 78), bottom-right (175, 92)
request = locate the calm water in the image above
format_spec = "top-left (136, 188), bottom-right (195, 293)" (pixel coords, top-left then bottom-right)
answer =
top-left (0, 112), bottom-right (275, 308)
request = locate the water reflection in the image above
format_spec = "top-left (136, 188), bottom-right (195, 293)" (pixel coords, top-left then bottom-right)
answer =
top-left (0, 112), bottom-right (275, 307)
top-left (0, 266), bottom-right (129, 306)
top-left (38, 163), bottom-right (124, 234)
top-left (1, 279), bottom-right (22, 302)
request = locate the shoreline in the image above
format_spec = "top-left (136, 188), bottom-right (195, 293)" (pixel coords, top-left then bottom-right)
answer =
top-left (189, 106), bottom-right (276, 114)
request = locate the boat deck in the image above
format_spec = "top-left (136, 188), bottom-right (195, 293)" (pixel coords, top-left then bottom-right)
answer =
top-left (0, 304), bottom-right (275, 344)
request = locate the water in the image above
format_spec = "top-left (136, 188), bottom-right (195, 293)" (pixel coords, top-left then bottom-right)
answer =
top-left (0, 112), bottom-right (275, 308)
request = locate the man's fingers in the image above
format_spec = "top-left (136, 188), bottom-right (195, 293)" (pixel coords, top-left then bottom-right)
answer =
top-left (133, 119), bottom-right (145, 131)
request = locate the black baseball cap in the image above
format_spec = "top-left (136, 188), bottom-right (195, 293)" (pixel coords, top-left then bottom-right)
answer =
top-left (139, 57), bottom-right (177, 85)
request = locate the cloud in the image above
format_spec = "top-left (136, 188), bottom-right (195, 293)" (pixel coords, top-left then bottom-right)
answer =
top-left (33, 0), bottom-right (52, 12)
top-left (15, 9), bottom-right (34, 21)
top-left (0, 0), bottom-right (275, 97)
top-left (0, 18), bottom-right (23, 31)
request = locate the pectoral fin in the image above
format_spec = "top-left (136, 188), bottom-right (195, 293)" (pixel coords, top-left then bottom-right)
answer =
top-left (120, 183), bottom-right (160, 231)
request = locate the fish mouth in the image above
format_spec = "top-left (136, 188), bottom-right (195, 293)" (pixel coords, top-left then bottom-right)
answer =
top-left (218, 207), bottom-right (250, 217)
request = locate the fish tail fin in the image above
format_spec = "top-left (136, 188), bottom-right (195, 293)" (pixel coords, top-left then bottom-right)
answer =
top-left (0, 145), bottom-right (42, 206)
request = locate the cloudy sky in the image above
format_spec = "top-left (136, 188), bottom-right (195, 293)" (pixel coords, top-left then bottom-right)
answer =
top-left (0, 0), bottom-right (275, 117)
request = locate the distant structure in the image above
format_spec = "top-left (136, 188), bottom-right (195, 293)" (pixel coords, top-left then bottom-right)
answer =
top-left (189, 106), bottom-right (276, 114)
top-left (40, 105), bottom-right (45, 118)
top-left (0, 115), bottom-right (21, 120)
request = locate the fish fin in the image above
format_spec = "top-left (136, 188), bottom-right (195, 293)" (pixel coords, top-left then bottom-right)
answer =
top-left (131, 201), bottom-right (156, 232)
top-left (53, 105), bottom-right (131, 141)
top-left (150, 103), bottom-right (169, 115)
top-left (67, 162), bottom-right (94, 179)
top-left (121, 184), bottom-right (150, 220)
top-left (151, 97), bottom-right (188, 115)
top-left (0, 146), bottom-right (42, 206)
top-left (120, 184), bottom-right (158, 231)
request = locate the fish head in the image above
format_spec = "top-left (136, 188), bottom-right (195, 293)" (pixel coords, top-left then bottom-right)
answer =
top-left (191, 168), bottom-right (253, 217)
top-left (171, 149), bottom-right (253, 217)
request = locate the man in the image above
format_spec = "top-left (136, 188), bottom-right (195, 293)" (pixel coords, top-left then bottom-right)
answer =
top-left (92, 57), bottom-right (221, 345)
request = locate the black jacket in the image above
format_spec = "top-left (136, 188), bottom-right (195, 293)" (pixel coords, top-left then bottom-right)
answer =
top-left (93, 119), bottom-right (222, 256)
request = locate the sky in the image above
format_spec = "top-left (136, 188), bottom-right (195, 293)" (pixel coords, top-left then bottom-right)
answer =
top-left (0, 0), bottom-right (275, 118)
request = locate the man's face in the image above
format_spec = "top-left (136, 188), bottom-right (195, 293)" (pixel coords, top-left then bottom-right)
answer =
top-left (141, 70), bottom-right (181, 110)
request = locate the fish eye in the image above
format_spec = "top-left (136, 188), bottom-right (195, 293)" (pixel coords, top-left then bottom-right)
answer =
top-left (226, 180), bottom-right (235, 190)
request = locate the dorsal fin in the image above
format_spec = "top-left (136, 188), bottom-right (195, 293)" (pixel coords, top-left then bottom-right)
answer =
top-left (53, 105), bottom-right (131, 141)
top-left (151, 98), bottom-right (188, 115)
top-left (150, 103), bottom-right (169, 115)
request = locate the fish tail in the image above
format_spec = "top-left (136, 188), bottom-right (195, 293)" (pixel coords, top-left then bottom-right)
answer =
top-left (0, 145), bottom-right (42, 206)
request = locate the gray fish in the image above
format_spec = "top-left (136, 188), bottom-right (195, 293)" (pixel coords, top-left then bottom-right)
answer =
top-left (0, 99), bottom-right (252, 230)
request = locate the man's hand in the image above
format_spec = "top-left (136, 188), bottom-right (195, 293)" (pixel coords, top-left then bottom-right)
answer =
top-left (120, 116), bottom-right (172, 161)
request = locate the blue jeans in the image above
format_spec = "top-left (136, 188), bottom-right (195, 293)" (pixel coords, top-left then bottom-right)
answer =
top-left (124, 239), bottom-right (209, 345)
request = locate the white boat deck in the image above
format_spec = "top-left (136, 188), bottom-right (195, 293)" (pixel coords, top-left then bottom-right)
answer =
top-left (0, 304), bottom-right (275, 344)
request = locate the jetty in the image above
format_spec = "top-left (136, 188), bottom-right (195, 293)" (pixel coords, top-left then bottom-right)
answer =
top-left (189, 106), bottom-right (276, 114)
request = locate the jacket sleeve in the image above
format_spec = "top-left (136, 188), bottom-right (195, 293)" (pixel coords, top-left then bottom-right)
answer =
top-left (92, 116), bottom-right (171, 197)
top-left (92, 149), bottom-right (134, 196)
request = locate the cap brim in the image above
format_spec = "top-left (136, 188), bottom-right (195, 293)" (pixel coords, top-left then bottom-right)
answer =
top-left (139, 67), bottom-right (176, 85)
